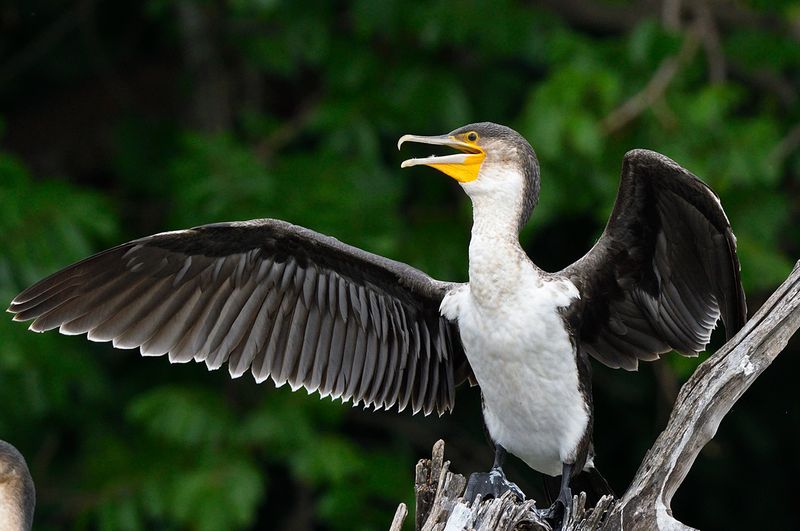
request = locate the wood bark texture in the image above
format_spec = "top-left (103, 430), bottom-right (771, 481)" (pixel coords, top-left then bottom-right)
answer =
top-left (388, 261), bottom-right (800, 531)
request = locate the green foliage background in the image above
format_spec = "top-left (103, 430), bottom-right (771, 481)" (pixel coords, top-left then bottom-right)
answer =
top-left (1, 1), bottom-right (798, 529)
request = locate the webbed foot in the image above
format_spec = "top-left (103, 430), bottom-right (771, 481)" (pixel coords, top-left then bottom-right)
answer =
top-left (539, 495), bottom-right (570, 526)
top-left (463, 466), bottom-right (525, 502)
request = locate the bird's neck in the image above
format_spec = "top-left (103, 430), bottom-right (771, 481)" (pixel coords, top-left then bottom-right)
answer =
top-left (467, 191), bottom-right (527, 307)
top-left (0, 487), bottom-right (27, 531)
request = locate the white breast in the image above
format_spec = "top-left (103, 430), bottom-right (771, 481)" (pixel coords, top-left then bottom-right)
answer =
top-left (442, 264), bottom-right (589, 476)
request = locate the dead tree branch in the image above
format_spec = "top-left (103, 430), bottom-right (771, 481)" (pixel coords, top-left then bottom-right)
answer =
top-left (533, 0), bottom-right (797, 41)
top-left (391, 261), bottom-right (800, 530)
top-left (602, 260), bottom-right (800, 530)
top-left (396, 440), bottom-right (613, 531)
top-left (769, 124), bottom-right (800, 164)
top-left (600, 28), bottom-right (699, 134)
top-left (176, 0), bottom-right (231, 132)
top-left (694, 0), bottom-right (726, 83)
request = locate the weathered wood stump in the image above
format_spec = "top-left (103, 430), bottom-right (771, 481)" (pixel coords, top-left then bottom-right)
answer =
top-left (389, 261), bottom-right (800, 530)
top-left (389, 440), bottom-right (614, 531)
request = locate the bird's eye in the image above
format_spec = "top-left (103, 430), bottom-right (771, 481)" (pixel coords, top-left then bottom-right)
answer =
top-left (467, 132), bottom-right (478, 142)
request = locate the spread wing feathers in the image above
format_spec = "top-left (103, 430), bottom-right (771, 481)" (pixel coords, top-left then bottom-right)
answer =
top-left (562, 149), bottom-right (746, 370)
top-left (9, 219), bottom-right (470, 415)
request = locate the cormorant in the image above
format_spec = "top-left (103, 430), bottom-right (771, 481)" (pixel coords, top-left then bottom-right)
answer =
top-left (8, 122), bottom-right (745, 519)
top-left (0, 440), bottom-right (35, 531)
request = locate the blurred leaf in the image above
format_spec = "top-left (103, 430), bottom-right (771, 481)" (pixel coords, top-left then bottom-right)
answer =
top-left (127, 386), bottom-right (234, 447)
top-left (166, 456), bottom-right (263, 531)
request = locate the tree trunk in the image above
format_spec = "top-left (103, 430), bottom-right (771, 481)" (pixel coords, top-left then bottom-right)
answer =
top-left (390, 261), bottom-right (800, 530)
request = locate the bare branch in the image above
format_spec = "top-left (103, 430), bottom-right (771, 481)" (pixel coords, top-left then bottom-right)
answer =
top-left (661, 0), bottom-right (682, 32)
top-left (253, 92), bottom-right (321, 163)
top-left (694, 0), bottom-right (726, 83)
top-left (176, 0), bottom-right (231, 132)
top-left (729, 63), bottom-right (797, 110)
top-left (532, 0), bottom-right (797, 41)
top-left (769, 124), bottom-right (800, 164)
top-left (389, 503), bottom-right (408, 531)
top-left (600, 28), bottom-right (700, 134)
top-left (602, 261), bottom-right (800, 529)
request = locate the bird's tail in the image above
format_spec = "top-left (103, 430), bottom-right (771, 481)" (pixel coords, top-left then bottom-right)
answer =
top-left (542, 466), bottom-right (614, 507)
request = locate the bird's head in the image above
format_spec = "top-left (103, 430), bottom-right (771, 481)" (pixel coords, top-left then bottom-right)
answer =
top-left (398, 122), bottom-right (540, 229)
top-left (0, 441), bottom-right (35, 531)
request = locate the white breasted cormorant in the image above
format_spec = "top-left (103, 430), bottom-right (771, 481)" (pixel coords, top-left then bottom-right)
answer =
top-left (8, 122), bottom-right (745, 519)
top-left (0, 440), bottom-right (35, 531)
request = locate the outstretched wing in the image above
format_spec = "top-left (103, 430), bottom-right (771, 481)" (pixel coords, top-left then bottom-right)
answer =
top-left (562, 150), bottom-right (746, 370)
top-left (9, 219), bottom-right (470, 415)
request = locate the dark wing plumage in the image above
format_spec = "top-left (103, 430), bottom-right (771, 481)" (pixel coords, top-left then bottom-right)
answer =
top-left (9, 219), bottom-right (470, 415)
top-left (562, 149), bottom-right (746, 370)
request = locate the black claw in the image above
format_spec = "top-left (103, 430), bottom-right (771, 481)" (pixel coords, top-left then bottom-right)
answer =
top-left (539, 498), bottom-right (565, 521)
top-left (463, 466), bottom-right (525, 503)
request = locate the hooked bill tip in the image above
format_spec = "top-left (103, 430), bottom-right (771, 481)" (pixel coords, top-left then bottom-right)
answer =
top-left (397, 134), bottom-right (414, 151)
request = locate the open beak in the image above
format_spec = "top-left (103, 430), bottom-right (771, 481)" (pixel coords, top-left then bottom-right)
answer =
top-left (397, 134), bottom-right (485, 183)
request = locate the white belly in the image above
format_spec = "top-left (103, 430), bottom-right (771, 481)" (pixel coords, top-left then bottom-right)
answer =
top-left (441, 273), bottom-right (589, 476)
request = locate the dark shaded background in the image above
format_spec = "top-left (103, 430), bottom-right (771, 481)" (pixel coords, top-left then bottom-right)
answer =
top-left (1, 1), bottom-right (798, 529)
